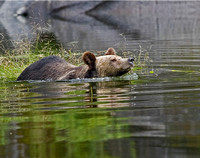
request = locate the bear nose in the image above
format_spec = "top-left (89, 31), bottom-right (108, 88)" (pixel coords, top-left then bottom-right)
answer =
top-left (128, 57), bottom-right (134, 63)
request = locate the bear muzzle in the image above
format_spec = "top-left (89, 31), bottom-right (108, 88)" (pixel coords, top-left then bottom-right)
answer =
top-left (128, 57), bottom-right (134, 66)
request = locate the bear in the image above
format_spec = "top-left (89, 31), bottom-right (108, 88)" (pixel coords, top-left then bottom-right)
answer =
top-left (17, 48), bottom-right (134, 81)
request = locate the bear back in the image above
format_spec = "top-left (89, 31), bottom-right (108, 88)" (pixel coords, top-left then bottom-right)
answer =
top-left (17, 56), bottom-right (75, 81)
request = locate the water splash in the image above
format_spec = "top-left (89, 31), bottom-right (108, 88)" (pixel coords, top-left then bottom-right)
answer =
top-left (60, 73), bottom-right (139, 83)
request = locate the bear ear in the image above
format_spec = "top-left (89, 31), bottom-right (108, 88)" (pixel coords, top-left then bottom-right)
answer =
top-left (105, 47), bottom-right (116, 55)
top-left (82, 51), bottom-right (96, 69)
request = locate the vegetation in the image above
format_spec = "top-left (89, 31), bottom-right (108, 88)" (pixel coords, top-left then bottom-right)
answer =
top-left (0, 32), bottom-right (153, 81)
top-left (0, 32), bottom-right (81, 81)
top-left (130, 45), bottom-right (154, 74)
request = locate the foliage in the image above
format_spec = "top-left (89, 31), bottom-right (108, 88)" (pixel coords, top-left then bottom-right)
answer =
top-left (0, 32), bottom-right (81, 80)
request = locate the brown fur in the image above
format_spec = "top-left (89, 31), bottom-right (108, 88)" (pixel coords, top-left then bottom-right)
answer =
top-left (17, 48), bottom-right (134, 81)
top-left (105, 47), bottom-right (116, 55)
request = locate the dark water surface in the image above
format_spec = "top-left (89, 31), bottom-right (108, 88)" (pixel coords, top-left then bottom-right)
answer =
top-left (1, 43), bottom-right (200, 158)
top-left (1, 1), bottom-right (200, 158)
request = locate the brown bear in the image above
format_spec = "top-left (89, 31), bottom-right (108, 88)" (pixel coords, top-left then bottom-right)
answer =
top-left (17, 48), bottom-right (134, 81)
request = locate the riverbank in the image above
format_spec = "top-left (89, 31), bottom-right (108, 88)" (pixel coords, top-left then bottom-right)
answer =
top-left (0, 35), bottom-right (151, 81)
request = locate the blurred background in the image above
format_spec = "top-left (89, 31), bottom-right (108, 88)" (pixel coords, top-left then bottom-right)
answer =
top-left (1, 1), bottom-right (200, 52)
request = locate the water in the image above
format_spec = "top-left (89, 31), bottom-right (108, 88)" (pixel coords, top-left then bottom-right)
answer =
top-left (2, 1), bottom-right (200, 158)
top-left (1, 48), bottom-right (200, 157)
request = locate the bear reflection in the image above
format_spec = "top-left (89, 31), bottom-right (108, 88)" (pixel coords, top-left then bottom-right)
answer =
top-left (23, 80), bottom-right (133, 108)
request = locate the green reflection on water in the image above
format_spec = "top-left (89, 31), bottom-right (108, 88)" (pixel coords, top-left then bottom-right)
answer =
top-left (0, 80), bottom-right (134, 158)
top-left (0, 108), bottom-right (132, 144)
top-left (0, 107), bottom-right (133, 158)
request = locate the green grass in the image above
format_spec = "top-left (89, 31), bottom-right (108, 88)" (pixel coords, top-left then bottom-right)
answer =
top-left (0, 54), bottom-right (43, 80)
top-left (0, 33), bottom-right (153, 81)
top-left (0, 32), bottom-right (82, 81)
top-left (126, 45), bottom-right (154, 75)
top-left (0, 52), bottom-right (82, 81)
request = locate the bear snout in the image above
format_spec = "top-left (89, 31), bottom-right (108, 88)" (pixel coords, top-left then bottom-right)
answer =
top-left (128, 57), bottom-right (134, 66)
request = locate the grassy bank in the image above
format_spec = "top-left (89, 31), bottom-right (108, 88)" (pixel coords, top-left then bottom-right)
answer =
top-left (0, 51), bottom-right (82, 81)
top-left (0, 33), bottom-right (152, 81)
top-left (0, 33), bottom-right (81, 81)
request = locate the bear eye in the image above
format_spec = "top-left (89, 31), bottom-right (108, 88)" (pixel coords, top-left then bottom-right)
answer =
top-left (111, 59), bottom-right (117, 62)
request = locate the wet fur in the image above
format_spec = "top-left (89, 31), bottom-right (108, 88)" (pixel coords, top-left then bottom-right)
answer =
top-left (17, 48), bottom-right (133, 81)
top-left (17, 56), bottom-right (88, 80)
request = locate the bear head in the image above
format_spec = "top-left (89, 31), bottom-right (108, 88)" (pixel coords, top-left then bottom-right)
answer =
top-left (82, 48), bottom-right (134, 78)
